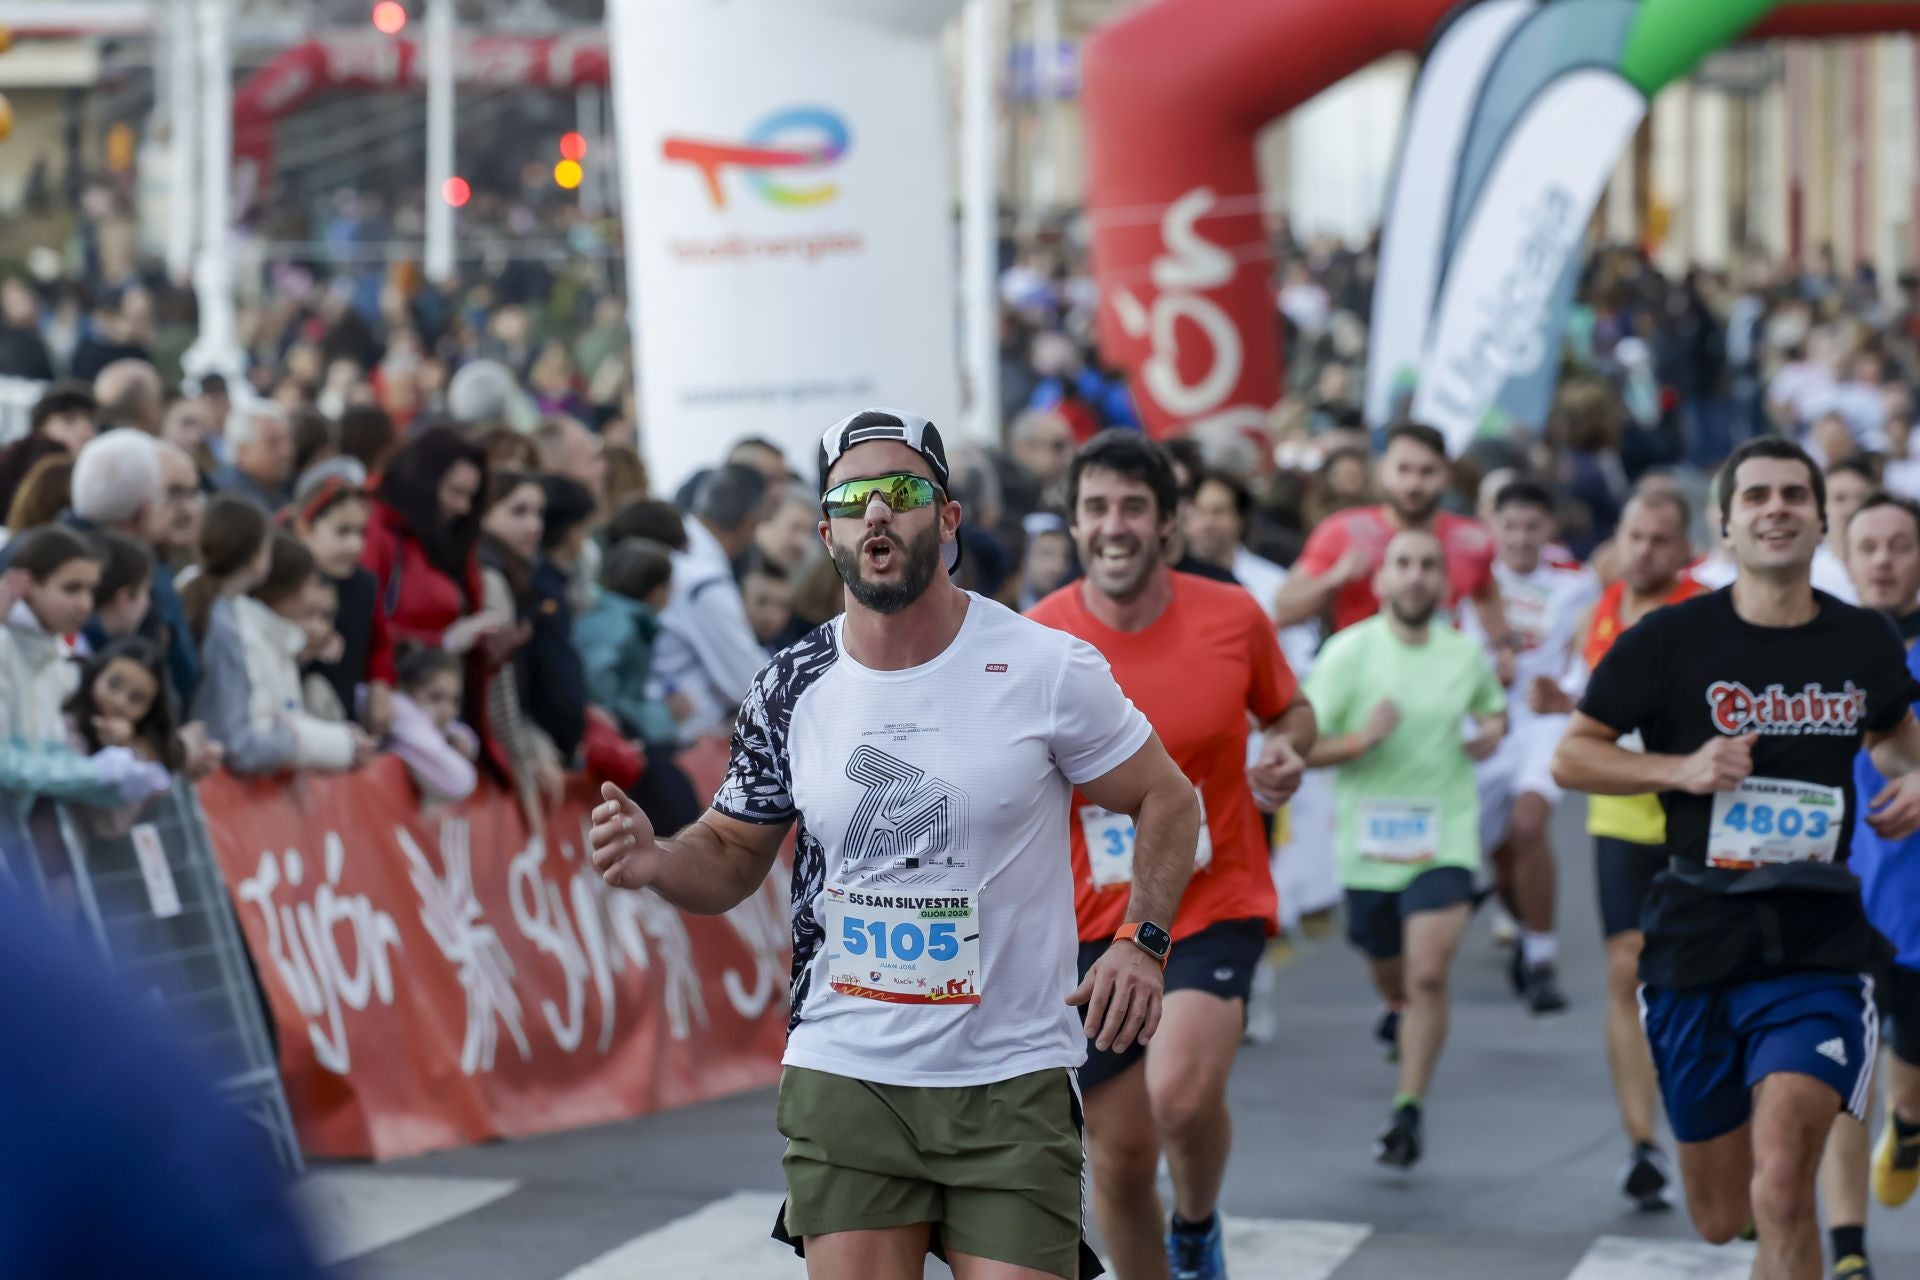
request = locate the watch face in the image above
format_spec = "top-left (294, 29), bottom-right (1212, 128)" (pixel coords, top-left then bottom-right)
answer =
top-left (1135, 921), bottom-right (1172, 957)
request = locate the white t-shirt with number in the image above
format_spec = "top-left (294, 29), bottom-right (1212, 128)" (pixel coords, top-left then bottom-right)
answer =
top-left (714, 594), bottom-right (1153, 1088)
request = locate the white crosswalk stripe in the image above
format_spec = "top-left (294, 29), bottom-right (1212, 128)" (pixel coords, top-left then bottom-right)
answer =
top-left (297, 1170), bottom-right (518, 1267)
top-left (1221, 1216), bottom-right (1371, 1279)
top-left (1564, 1235), bottom-right (1758, 1279)
top-left (561, 1193), bottom-right (794, 1279)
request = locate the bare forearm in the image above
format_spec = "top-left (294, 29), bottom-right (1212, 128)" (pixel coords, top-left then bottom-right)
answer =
top-left (1871, 738), bottom-right (1920, 780)
top-left (1123, 777), bottom-right (1199, 927)
top-left (1274, 700), bottom-right (1318, 755)
top-left (1551, 738), bottom-right (1683, 796)
top-left (648, 814), bottom-right (778, 914)
top-left (1307, 731), bottom-right (1370, 769)
top-left (1272, 572), bottom-right (1336, 629)
top-left (1471, 587), bottom-right (1509, 644)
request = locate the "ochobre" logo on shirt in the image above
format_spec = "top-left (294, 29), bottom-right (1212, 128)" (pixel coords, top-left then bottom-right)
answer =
top-left (1706, 680), bottom-right (1868, 737)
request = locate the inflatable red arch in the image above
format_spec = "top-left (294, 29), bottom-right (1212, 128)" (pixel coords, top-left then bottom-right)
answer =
top-left (1082, 1), bottom-right (1920, 442)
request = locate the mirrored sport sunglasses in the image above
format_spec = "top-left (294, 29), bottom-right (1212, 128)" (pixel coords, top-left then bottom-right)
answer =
top-left (820, 472), bottom-right (943, 519)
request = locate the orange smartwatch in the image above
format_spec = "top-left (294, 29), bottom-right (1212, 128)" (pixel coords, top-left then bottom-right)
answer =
top-left (1115, 920), bottom-right (1172, 968)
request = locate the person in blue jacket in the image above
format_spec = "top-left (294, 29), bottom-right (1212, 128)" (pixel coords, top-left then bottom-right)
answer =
top-left (1827, 491), bottom-right (1920, 1279)
top-left (0, 884), bottom-right (323, 1278)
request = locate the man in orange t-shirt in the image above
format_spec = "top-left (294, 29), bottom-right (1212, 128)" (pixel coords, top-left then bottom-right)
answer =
top-left (1027, 430), bottom-right (1318, 1280)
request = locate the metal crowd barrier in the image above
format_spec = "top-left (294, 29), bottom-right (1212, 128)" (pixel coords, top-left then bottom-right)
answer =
top-left (3, 782), bottom-right (303, 1174)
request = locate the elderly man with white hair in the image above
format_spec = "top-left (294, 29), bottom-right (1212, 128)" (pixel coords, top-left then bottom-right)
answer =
top-left (70, 427), bottom-right (163, 533)
top-left (213, 401), bottom-right (295, 511)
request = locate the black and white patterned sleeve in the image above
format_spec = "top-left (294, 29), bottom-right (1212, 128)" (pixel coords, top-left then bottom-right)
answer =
top-left (712, 623), bottom-right (839, 825)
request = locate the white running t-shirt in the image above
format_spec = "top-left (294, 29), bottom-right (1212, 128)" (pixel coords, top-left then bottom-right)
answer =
top-left (1464, 558), bottom-right (1599, 715)
top-left (714, 593), bottom-right (1153, 1088)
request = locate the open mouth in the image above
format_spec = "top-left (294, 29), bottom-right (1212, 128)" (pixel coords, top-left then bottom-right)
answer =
top-left (1093, 541), bottom-right (1141, 571)
top-left (864, 537), bottom-right (898, 571)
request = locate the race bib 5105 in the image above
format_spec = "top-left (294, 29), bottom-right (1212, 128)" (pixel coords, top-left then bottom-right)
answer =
top-left (825, 886), bottom-right (980, 1005)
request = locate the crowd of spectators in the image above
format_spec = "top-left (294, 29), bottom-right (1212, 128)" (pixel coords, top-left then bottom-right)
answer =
top-left (5, 192), bottom-right (1920, 841)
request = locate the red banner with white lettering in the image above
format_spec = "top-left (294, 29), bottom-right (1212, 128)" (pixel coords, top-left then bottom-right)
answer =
top-left (197, 750), bottom-right (790, 1161)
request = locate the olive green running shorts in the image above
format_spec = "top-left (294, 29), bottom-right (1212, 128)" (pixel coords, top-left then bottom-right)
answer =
top-left (772, 1065), bottom-right (1103, 1279)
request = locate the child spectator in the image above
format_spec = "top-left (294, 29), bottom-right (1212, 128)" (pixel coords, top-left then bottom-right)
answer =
top-left (298, 577), bottom-right (348, 722)
top-left (0, 527), bottom-right (168, 807)
top-left (382, 644), bottom-right (479, 803)
top-left (79, 532), bottom-right (155, 655)
top-left (289, 462), bottom-right (393, 736)
top-left (187, 504), bottom-right (374, 776)
top-left (67, 638), bottom-right (185, 776)
top-left (574, 538), bottom-right (679, 746)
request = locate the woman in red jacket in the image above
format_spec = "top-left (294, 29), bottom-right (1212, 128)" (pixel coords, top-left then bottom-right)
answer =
top-left (359, 425), bottom-right (521, 776)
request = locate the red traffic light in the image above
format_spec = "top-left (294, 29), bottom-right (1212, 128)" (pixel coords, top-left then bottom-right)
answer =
top-left (559, 132), bottom-right (588, 162)
top-left (372, 2), bottom-right (407, 35)
top-left (441, 176), bottom-right (470, 208)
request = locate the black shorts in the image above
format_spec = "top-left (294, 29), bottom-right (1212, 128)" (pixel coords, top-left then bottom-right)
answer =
top-left (1880, 960), bottom-right (1920, 1069)
top-left (1072, 918), bottom-right (1267, 1092)
top-left (1596, 836), bottom-right (1665, 939)
top-left (1344, 866), bottom-right (1476, 962)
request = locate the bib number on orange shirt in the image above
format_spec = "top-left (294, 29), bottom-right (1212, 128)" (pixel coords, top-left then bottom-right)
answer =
top-left (1081, 786), bottom-right (1213, 890)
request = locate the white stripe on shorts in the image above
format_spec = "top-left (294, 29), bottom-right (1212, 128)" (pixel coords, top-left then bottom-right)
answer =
top-left (1068, 1067), bottom-right (1090, 1239)
top-left (1850, 973), bottom-right (1879, 1121)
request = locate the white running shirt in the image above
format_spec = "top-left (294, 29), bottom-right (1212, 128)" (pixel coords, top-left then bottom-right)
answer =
top-left (714, 594), bottom-right (1152, 1088)
top-left (1464, 558), bottom-right (1599, 716)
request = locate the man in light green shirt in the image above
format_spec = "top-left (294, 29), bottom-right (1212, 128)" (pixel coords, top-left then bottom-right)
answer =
top-left (1305, 529), bottom-right (1507, 1172)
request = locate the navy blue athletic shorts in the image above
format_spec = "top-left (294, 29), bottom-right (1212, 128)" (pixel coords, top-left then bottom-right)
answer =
top-left (1640, 970), bottom-right (1877, 1144)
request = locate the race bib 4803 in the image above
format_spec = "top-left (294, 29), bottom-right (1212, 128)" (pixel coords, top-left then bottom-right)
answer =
top-left (824, 886), bottom-right (980, 1005)
top-left (1707, 777), bottom-right (1844, 871)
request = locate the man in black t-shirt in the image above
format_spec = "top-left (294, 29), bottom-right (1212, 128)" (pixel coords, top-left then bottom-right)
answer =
top-left (1554, 438), bottom-right (1920, 1280)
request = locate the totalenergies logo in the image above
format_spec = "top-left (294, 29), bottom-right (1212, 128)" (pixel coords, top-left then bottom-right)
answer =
top-left (661, 107), bottom-right (850, 211)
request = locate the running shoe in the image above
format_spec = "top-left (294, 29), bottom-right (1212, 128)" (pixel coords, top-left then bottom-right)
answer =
top-left (1167, 1215), bottom-right (1227, 1280)
top-left (1833, 1254), bottom-right (1873, 1279)
top-left (1618, 1141), bottom-right (1672, 1212)
top-left (1873, 1112), bottom-right (1920, 1207)
top-left (1523, 962), bottom-right (1569, 1015)
top-left (1374, 1103), bottom-right (1422, 1170)
top-left (1373, 1005), bottom-right (1400, 1062)
top-left (1508, 941), bottom-right (1527, 997)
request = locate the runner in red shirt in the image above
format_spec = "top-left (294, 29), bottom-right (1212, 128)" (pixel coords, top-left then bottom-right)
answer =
top-left (1275, 424), bottom-right (1513, 657)
top-left (1028, 431), bottom-right (1318, 1280)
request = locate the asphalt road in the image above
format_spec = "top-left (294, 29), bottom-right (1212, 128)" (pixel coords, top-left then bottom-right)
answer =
top-left (303, 798), bottom-right (1920, 1279)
